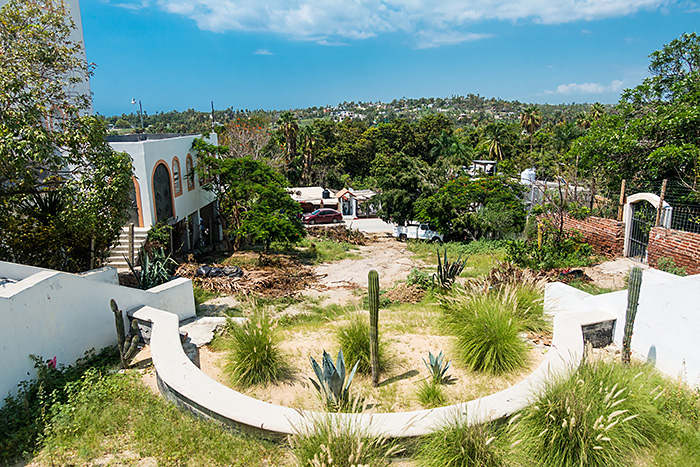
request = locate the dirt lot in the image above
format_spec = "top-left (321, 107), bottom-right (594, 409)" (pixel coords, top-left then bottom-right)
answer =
top-left (143, 236), bottom-right (637, 413)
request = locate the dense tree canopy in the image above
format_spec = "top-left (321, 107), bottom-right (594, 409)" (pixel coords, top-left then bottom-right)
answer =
top-left (193, 139), bottom-right (303, 252)
top-left (0, 0), bottom-right (133, 271)
top-left (415, 176), bottom-right (526, 240)
top-left (568, 33), bottom-right (700, 194)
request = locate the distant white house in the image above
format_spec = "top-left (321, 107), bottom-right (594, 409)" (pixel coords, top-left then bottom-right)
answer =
top-left (107, 133), bottom-right (219, 252)
top-left (288, 186), bottom-right (339, 212)
top-left (335, 188), bottom-right (377, 218)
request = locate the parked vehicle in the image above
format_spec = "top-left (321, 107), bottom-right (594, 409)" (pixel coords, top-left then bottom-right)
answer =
top-left (393, 224), bottom-right (444, 242)
top-left (303, 209), bottom-right (343, 225)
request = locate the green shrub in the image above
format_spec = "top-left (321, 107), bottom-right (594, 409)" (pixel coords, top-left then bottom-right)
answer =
top-left (441, 288), bottom-right (528, 374)
top-left (0, 349), bottom-right (118, 464)
top-left (336, 313), bottom-right (386, 375)
top-left (416, 380), bottom-right (447, 408)
top-left (515, 359), bottom-right (664, 467)
top-left (222, 312), bottom-right (288, 388)
top-left (290, 414), bottom-right (398, 467)
top-left (506, 226), bottom-right (593, 271)
top-left (407, 267), bottom-right (433, 290)
top-left (415, 418), bottom-right (507, 467)
top-left (510, 284), bottom-right (547, 333)
top-left (656, 256), bottom-right (688, 276)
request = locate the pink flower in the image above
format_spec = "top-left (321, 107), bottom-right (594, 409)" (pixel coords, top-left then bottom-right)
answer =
top-left (48, 356), bottom-right (57, 369)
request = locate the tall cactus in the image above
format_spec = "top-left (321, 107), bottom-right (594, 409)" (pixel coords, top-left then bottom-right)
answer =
top-left (368, 269), bottom-right (380, 387)
top-left (622, 267), bottom-right (643, 364)
top-left (110, 299), bottom-right (140, 369)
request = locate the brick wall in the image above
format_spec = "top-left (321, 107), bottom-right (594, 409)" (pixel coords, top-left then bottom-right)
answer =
top-left (558, 215), bottom-right (625, 257)
top-left (648, 227), bottom-right (700, 275)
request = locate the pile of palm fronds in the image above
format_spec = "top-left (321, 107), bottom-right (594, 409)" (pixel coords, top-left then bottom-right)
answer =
top-left (306, 225), bottom-right (367, 245)
top-left (176, 257), bottom-right (317, 297)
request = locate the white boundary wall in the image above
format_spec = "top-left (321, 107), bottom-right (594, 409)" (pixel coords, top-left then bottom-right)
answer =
top-left (545, 269), bottom-right (700, 387)
top-left (0, 261), bottom-right (196, 400)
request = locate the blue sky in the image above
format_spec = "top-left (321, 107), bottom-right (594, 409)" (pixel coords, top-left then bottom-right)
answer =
top-left (81, 0), bottom-right (700, 116)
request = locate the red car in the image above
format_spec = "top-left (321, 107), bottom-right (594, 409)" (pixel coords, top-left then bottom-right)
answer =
top-left (303, 209), bottom-right (343, 225)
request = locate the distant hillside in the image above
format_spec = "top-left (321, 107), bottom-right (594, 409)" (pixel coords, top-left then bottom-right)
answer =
top-left (100, 94), bottom-right (604, 134)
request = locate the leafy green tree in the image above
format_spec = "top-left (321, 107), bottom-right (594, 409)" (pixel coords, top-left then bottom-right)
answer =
top-left (415, 176), bottom-right (526, 240)
top-left (569, 33), bottom-right (700, 193)
top-left (371, 152), bottom-right (427, 225)
top-left (0, 0), bottom-right (133, 272)
top-left (193, 140), bottom-right (303, 253)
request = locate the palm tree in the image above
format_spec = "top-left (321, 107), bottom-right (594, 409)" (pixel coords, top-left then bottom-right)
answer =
top-left (277, 112), bottom-right (298, 171)
top-left (520, 106), bottom-right (541, 154)
top-left (484, 122), bottom-right (509, 161)
top-left (300, 125), bottom-right (319, 185)
top-left (589, 102), bottom-right (605, 121)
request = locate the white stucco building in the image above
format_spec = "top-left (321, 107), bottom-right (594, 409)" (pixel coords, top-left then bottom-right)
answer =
top-left (107, 133), bottom-right (220, 252)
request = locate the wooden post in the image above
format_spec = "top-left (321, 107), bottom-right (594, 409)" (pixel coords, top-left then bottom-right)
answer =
top-left (655, 179), bottom-right (668, 227)
top-left (617, 179), bottom-right (626, 221)
top-left (128, 222), bottom-right (135, 265)
top-left (89, 238), bottom-right (95, 270)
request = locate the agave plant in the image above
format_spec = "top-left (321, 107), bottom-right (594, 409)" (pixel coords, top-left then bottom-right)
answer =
top-left (434, 248), bottom-right (467, 291)
top-left (423, 350), bottom-right (452, 384)
top-left (126, 247), bottom-right (177, 290)
top-left (309, 349), bottom-right (360, 410)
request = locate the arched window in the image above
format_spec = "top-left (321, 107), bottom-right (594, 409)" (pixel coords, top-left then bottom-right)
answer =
top-left (172, 156), bottom-right (182, 196)
top-left (186, 153), bottom-right (195, 191)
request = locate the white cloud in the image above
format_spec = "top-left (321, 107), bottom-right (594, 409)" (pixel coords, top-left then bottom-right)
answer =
top-left (254, 48), bottom-right (274, 55)
top-left (414, 30), bottom-right (492, 49)
top-left (545, 79), bottom-right (625, 95)
top-left (111, 0), bottom-right (152, 10)
top-left (112, 0), bottom-right (671, 47)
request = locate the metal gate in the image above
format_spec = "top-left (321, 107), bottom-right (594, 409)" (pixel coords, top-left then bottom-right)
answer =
top-left (628, 201), bottom-right (656, 262)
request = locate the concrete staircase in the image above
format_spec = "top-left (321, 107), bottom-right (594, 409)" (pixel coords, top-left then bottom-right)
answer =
top-left (105, 226), bottom-right (149, 270)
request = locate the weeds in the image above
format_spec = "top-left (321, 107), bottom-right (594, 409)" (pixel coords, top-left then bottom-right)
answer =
top-left (290, 414), bottom-right (399, 467)
top-left (515, 359), bottom-right (663, 467)
top-left (415, 417), bottom-right (507, 467)
top-left (37, 369), bottom-right (281, 466)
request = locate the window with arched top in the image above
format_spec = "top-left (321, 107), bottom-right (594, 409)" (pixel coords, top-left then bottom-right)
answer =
top-left (172, 156), bottom-right (182, 196)
top-left (186, 154), bottom-right (195, 191)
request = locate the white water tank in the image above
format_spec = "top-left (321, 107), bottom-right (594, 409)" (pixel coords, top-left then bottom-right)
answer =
top-left (520, 168), bottom-right (536, 185)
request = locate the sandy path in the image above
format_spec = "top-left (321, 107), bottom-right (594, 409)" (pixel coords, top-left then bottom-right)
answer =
top-left (305, 235), bottom-right (421, 305)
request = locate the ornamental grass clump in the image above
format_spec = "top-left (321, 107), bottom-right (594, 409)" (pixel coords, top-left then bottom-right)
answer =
top-left (441, 287), bottom-right (528, 374)
top-left (222, 311), bottom-right (288, 388)
top-left (415, 417), bottom-right (507, 467)
top-left (336, 313), bottom-right (387, 376)
top-left (290, 414), bottom-right (400, 467)
top-left (515, 359), bottom-right (663, 467)
top-left (416, 380), bottom-right (447, 408)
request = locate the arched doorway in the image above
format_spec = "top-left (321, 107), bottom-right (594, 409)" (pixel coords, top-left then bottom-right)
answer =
top-left (623, 193), bottom-right (672, 262)
top-left (152, 162), bottom-right (174, 223)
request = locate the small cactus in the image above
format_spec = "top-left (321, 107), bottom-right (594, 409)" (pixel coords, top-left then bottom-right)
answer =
top-left (368, 269), bottom-right (380, 387)
top-left (622, 267), bottom-right (643, 364)
top-left (110, 299), bottom-right (140, 369)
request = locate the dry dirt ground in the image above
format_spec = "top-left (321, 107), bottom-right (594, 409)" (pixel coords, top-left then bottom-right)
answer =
top-left (303, 234), bottom-right (419, 306)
